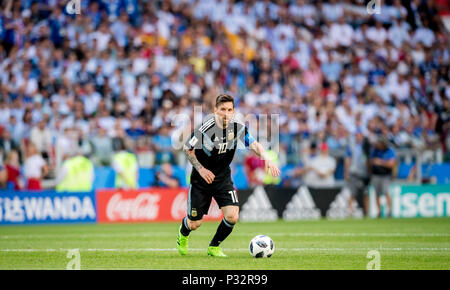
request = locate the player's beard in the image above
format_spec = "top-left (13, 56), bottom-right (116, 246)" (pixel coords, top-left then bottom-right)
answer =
top-left (216, 114), bottom-right (232, 128)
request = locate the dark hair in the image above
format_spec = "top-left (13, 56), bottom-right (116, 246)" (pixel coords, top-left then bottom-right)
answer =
top-left (115, 137), bottom-right (126, 151)
top-left (215, 94), bottom-right (234, 108)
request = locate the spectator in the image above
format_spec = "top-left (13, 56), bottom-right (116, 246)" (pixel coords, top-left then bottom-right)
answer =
top-left (282, 162), bottom-right (305, 188)
top-left (369, 137), bottom-right (396, 217)
top-left (13, 108), bottom-right (33, 146)
top-left (82, 83), bottom-right (102, 117)
top-left (112, 139), bottom-right (138, 189)
top-left (0, 160), bottom-right (6, 187)
top-left (329, 16), bottom-right (354, 48)
top-left (56, 151), bottom-right (95, 192)
top-left (0, 129), bottom-right (21, 161)
top-left (23, 143), bottom-right (48, 191)
top-left (436, 98), bottom-right (450, 159)
top-left (4, 150), bottom-right (23, 190)
top-left (153, 124), bottom-right (176, 165)
top-left (0, 99), bottom-right (11, 126)
top-left (91, 127), bottom-right (113, 166)
top-left (303, 58), bottom-right (323, 90)
top-left (302, 141), bottom-right (317, 166)
top-left (55, 127), bottom-right (78, 171)
top-left (244, 151), bottom-right (266, 187)
top-left (154, 162), bottom-right (180, 188)
top-left (0, 0), bottom-right (446, 192)
top-left (345, 130), bottom-right (371, 216)
top-left (303, 142), bottom-right (336, 187)
top-left (366, 20), bottom-right (388, 45)
top-left (125, 118), bottom-right (146, 141)
top-left (30, 118), bottom-right (52, 161)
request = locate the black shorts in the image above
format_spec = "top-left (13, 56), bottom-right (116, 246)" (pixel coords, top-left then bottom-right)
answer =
top-left (187, 178), bottom-right (239, 221)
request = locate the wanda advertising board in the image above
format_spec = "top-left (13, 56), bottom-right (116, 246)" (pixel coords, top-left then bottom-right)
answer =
top-left (96, 188), bottom-right (223, 223)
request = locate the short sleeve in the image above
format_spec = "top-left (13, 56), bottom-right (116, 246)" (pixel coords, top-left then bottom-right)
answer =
top-left (239, 126), bottom-right (256, 147)
top-left (39, 156), bottom-right (46, 168)
top-left (385, 148), bottom-right (396, 159)
top-left (185, 129), bottom-right (202, 150)
top-left (184, 119), bottom-right (214, 150)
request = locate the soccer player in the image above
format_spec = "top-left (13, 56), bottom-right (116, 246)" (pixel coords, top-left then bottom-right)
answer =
top-left (177, 94), bottom-right (281, 257)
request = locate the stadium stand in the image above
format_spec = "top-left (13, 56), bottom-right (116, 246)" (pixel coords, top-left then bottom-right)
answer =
top-left (0, 0), bottom-right (448, 191)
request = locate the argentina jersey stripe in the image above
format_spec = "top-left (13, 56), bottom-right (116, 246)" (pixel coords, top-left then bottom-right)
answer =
top-left (199, 118), bottom-right (215, 133)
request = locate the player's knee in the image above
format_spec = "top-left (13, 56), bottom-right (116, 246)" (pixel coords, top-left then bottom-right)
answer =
top-left (224, 213), bottom-right (239, 225)
top-left (188, 219), bottom-right (203, 230)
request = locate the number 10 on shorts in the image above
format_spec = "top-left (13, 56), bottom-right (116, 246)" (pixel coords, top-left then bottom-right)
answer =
top-left (229, 190), bottom-right (238, 203)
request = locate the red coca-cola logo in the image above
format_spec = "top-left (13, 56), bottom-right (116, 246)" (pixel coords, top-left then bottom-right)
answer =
top-left (96, 188), bottom-right (223, 223)
top-left (106, 193), bottom-right (161, 221)
top-left (171, 192), bottom-right (187, 220)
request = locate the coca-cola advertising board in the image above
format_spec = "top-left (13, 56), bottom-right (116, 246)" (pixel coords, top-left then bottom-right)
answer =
top-left (96, 188), bottom-right (223, 223)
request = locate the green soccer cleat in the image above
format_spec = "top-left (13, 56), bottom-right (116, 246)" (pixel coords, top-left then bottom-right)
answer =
top-left (177, 226), bottom-right (189, 256)
top-left (207, 246), bottom-right (227, 257)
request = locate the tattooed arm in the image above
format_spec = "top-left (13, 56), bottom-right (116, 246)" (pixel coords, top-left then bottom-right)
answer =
top-left (184, 145), bottom-right (215, 184)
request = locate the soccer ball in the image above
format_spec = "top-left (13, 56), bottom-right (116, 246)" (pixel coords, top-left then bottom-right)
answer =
top-left (249, 235), bottom-right (274, 258)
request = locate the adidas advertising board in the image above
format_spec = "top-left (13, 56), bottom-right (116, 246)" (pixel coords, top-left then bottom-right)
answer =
top-left (237, 186), bottom-right (365, 221)
top-left (282, 186), bottom-right (321, 220)
top-left (326, 187), bottom-right (364, 219)
top-left (239, 186), bottom-right (278, 222)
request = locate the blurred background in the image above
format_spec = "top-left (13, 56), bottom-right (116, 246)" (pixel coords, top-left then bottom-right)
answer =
top-left (0, 0), bottom-right (449, 193)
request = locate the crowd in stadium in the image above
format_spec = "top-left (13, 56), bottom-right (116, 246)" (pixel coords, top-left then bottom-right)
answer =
top-left (0, 0), bottom-right (448, 190)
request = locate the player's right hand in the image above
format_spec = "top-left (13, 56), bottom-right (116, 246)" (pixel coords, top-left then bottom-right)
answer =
top-left (198, 168), bottom-right (215, 184)
top-left (265, 160), bottom-right (281, 177)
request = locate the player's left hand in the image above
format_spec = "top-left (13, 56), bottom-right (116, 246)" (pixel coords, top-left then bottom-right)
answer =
top-left (265, 160), bottom-right (281, 177)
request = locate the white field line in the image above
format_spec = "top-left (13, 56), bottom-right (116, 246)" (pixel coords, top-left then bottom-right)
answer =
top-left (1, 247), bottom-right (450, 253)
top-left (1, 232), bottom-right (450, 239)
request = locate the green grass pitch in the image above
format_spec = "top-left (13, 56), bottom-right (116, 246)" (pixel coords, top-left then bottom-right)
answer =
top-left (1, 218), bottom-right (449, 270)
